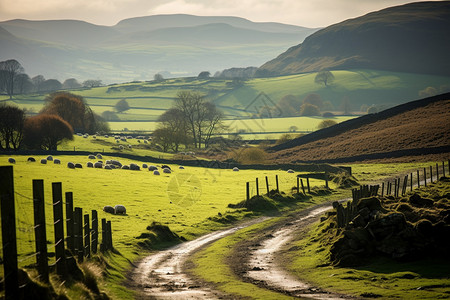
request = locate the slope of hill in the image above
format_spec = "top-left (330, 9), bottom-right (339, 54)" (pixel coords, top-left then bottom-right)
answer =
top-left (269, 93), bottom-right (450, 163)
top-left (0, 15), bottom-right (317, 83)
top-left (258, 1), bottom-right (450, 76)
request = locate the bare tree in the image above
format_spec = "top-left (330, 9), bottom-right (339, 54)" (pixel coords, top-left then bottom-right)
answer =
top-left (82, 79), bottom-right (102, 88)
top-left (157, 108), bottom-right (191, 152)
top-left (63, 78), bottom-right (81, 89)
top-left (32, 75), bottom-right (45, 92)
top-left (0, 59), bottom-right (24, 99)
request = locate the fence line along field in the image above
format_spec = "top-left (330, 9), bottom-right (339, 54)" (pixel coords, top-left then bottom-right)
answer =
top-left (0, 154), bottom-right (331, 267)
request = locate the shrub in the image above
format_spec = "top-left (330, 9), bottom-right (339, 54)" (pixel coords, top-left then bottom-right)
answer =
top-left (317, 119), bottom-right (338, 130)
top-left (300, 103), bottom-right (320, 116)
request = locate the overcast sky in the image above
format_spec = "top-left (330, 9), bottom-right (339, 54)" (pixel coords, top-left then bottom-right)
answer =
top-left (0, 0), bottom-right (442, 28)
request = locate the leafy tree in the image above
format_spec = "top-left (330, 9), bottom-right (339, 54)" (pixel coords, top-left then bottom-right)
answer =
top-left (41, 92), bottom-right (98, 133)
top-left (275, 133), bottom-right (294, 145)
top-left (299, 103), bottom-right (320, 116)
top-left (314, 70), bottom-right (335, 87)
top-left (198, 71), bottom-right (210, 79)
top-left (23, 114), bottom-right (73, 150)
top-left (289, 125), bottom-right (298, 132)
top-left (14, 73), bottom-right (33, 94)
top-left (278, 95), bottom-right (301, 117)
top-left (152, 127), bottom-right (174, 152)
top-left (63, 78), bottom-right (81, 89)
top-left (154, 73), bottom-right (164, 82)
top-left (0, 59), bottom-right (24, 99)
top-left (32, 75), bottom-right (45, 92)
top-left (317, 119), bottom-right (338, 130)
top-left (303, 93), bottom-right (324, 110)
top-left (115, 98), bottom-right (130, 113)
top-left (41, 79), bottom-right (62, 92)
top-left (82, 79), bottom-right (102, 88)
top-left (101, 110), bottom-right (120, 121)
top-left (0, 104), bottom-right (25, 150)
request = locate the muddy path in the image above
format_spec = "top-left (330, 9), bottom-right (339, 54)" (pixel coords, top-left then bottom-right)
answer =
top-left (234, 202), bottom-right (354, 299)
top-left (128, 199), bottom-right (353, 299)
top-left (128, 217), bottom-right (270, 299)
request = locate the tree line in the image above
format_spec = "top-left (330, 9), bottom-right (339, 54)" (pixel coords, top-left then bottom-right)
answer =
top-left (0, 59), bottom-right (103, 99)
top-left (0, 92), bottom-right (108, 151)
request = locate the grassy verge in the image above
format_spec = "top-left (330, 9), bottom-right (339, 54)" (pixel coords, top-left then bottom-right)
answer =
top-left (286, 179), bottom-right (450, 299)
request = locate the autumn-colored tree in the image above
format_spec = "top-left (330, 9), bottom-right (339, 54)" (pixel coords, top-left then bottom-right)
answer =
top-left (0, 104), bottom-right (25, 150)
top-left (41, 92), bottom-right (98, 133)
top-left (23, 114), bottom-right (73, 150)
top-left (303, 93), bottom-right (324, 110)
top-left (299, 103), bottom-right (320, 116)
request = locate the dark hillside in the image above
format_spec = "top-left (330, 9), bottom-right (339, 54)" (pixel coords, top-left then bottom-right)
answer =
top-left (258, 1), bottom-right (450, 76)
top-left (269, 92), bottom-right (450, 163)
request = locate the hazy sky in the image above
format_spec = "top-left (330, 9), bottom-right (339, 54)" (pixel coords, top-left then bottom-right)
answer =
top-left (0, 0), bottom-right (442, 27)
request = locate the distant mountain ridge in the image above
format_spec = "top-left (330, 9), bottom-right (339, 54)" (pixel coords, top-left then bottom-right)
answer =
top-left (258, 1), bottom-right (450, 76)
top-left (0, 15), bottom-right (317, 82)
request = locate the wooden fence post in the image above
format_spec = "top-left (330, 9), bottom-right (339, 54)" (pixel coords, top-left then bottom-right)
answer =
top-left (32, 179), bottom-right (49, 284)
top-left (74, 207), bottom-right (83, 261)
top-left (265, 176), bottom-right (269, 194)
top-left (394, 179), bottom-right (398, 198)
top-left (92, 210), bottom-right (98, 254)
top-left (430, 166), bottom-right (433, 183)
top-left (436, 163), bottom-right (439, 181)
top-left (297, 177), bottom-right (300, 194)
top-left (256, 178), bottom-right (259, 196)
top-left (52, 182), bottom-right (67, 278)
top-left (0, 166), bottom-right (19, 299)
top-left (65, 192), bottom-right (74, 254)
top-left (275, 175), bottom-right (279, 193)
top-left (107, 221), bottom-right (113, 250)
top-left (101, 218), bottom-right (107, 252)
top-left (417, 170), bottom-right (420, 188)
top-left (381, 182), bottom-right (384, 197)
top-left (410, 173), bottom-right (413, 192)
top-left (325, 172), bottom-right (329, 189)
top-left (84, 214), bottom-right (90, 258)
top-left (443, 161), bottom-right (446, 178)
top-left (301, 179), bottom-right (305, 194)
top-left (306, 177), bottom-right (310, 193)
top-left (246, 182), bottom-right (250, 200)
top-left (424, 168), bottom-right (427, 187)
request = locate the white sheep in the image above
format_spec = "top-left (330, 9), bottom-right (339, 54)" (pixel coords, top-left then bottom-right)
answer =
top-left (179, 166), bottom-right (185, 169)
top-left (148, 165), bottom-right (158, 171)
top-left (287, 169), bottom-right (295, 173)
top-left (119, 145), bottom-right (124, 150)
top-left (46, 155), bottom-right (53, 161)
top-left (75, 163), bottom-right (83, 168)
top-left (94, 162), bottom-right (103, 168)
top-left (40, 159), bottom-right (47, 164)
top-left (27, 157), bottom-right (36, 162)
top-left (104, 165), bottom-right (112, 170)
top-left (163, 168), bottom-right (171, 174)
top-left (233, 167), bottom-right (239, 171)
top-left (67, 162), bottom-right (75, 169)
top-left (122, 165), bottom-right (130, 170)
top-left (153, 170), bottom-right (160, 175)
top-left (142, 163), bottom-right (148, 169)
top-left (87, 162), bottom-right (94, 168)
top-left (96, 153), bottom-right (103, 159)
top-left (128, 144), bottom-right (132, 149)
top-left (88, 154), bottom-right (96, 159)
top-left (114, 205), bottom-right (126, 215)
top-left (104, 135), bottom-right (109, 138)
top-left (54, 159), bottom-right (61, 164)
top-left (8, 157), bottom-right (15, 164)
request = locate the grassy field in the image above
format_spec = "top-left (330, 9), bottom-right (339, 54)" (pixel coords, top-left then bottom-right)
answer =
top-left (3, 69), bottom-right (449, 123)
top-left (0, 153), bottom-right (330, 297)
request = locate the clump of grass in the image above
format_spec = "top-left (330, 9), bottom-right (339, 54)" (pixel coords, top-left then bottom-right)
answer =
top-left (135, 221), bottom-right (185, 249)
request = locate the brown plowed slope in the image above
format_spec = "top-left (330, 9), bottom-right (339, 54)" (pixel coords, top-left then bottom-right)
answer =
top-left (270, 97), bottom-right (450, 164)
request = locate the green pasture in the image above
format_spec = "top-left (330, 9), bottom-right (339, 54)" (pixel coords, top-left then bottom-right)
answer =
top-left (0, 154), bottom-right (329, 268)
top-left (3, 69), bottom-right (449, 123)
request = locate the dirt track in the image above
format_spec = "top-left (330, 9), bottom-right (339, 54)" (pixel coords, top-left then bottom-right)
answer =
top-left (128, 200), bottom-right (355, 299)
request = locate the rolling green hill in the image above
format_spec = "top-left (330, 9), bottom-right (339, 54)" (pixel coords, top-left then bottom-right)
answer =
top-left (258, 1), bottom-right (450, 77)
top-left (3, 69), bottom-right (449, 137)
